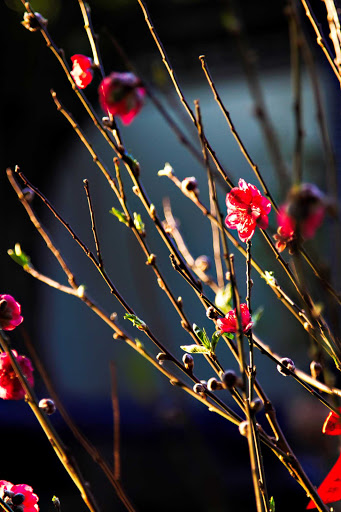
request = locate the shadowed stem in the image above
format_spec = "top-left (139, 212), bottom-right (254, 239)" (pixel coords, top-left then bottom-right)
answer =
top-left (0, 333), bottom-right (100, 512)
top-left (299, 0), bottom-right (341, 84)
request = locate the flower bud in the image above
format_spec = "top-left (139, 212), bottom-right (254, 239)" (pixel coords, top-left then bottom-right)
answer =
top-left (310, 360), bottom-right (323, 380)
top-left (239, 420), bottom-right (249, 437)
top-left (206, 306), bottom-right (218, 320)
top-left (250, 398), bottom-right (263, 413)
top-left (277, 357), bottom-right (295, 376)
top-left (181, 177), bottom-right (199, 197)
top-left (22, 12), bottom-right (48, 32)
top-left (22, 187), bottom-right (35, 203)
top-left (195, 255), bottom-right (211, 272)
top-left (39, 398), bottom-right (56, 415)
top-left (193, 383), bottom-right (205, 394)
top-left (182, 353), bottom-right (194, 372)
top-left (207, 377), bottom-right (223, 391)
top-left (221, 370), bottom-right (238, 389)
top-left (156, 353), bottom-right (168, 362)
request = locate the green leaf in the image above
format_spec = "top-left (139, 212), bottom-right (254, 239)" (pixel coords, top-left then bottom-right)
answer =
top-left (135, 338), bottom-right (144, 350)
top-left (269, 496), bottom-right (275, 512)
top-left (262, 270), bottom-right (276, 287)
top-left (109, 207), bottom-right (129, 226)
top-left (210, 331), bottom-right (222, 352)
top-left (124, 313), bottom-right (146, 330)
top-left (133, 212), bottom-right (145, 233)
top-left (7, 243), bottom-right (31, 268)
top-left (193, 324), bottom-right (211, 348)
top-left (180, 344), bottom-right (211, 354)
top-left (215, 283), bottom-right (232, 314)
top-left (223, 332), bottom-right (234, 340)
top-left (252, 306), bottom-right (264, 328)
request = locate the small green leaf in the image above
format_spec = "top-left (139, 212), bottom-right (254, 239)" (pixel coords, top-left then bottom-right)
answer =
top-left (262, 270), bottom-right (277, 287)
top-left (211, 331), bottom-right (222, 352)
top-left (133, 212), bottom-right (145, 233)
top-left (215, 283), bottom-right (232, 314)
top-left (8, 243), bottom-right (31, 268)
top-left (193, 324), bottom-right (211, 348)
top-left (269, 496), bottom-right (275, 512)
top-left (223, 332), bottom-right (234, 340)
top-left (252, 306), bottom-right (264, 328)
top-left (109, 207), bottom-right (129, 226)
top-left (180, 344), bottom-right (211, 354)
top-left (124, 313), bottom-right (146, 330)
top-left (135, 338), bottom-right (144, 350)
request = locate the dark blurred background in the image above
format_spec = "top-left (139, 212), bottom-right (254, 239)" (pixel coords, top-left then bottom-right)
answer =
top-left (2, 0), bottom-right (341, 510)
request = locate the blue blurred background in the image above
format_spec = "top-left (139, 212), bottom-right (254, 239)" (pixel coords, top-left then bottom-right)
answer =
top-left (2, 0), bottom-right (341, 510)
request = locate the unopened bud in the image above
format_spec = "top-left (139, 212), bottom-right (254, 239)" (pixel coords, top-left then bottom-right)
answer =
top-left (177, 296), bottom-right (183, 307)
top-left (195, 255), bottom-right (211, 272)
top-left (149, 203), bottom-right (156, 220)
top-left (102, 117), bottom-right (115, 129)
top-left (22, 12), bottom-right (48, 32)
top-left (157, 277), bottom-right (165, 290)
top-left (250, 398), bottom-right (263, 413)
top-left (206, 306), bottom-right (218, 320)
top-left (158, 162), bottom-right (174, 177)
top-left (207, 377), bottom-right (223, 391)
top-left (310, 360), bottom-right (323, 380)
top-left (156, 352), bottom-right (169, 364)
top-left (277, 357), bottom-right (295, 376)
top-left (182, 353), bottom-right (194, 371)
top-left (239, 420), bottom-right (249, 437)
top-left (193, 383), bottom-right (205, 394)
top-left (146, 253), bottom-right (156, 265)
top-left (181, 177), bottom-right (199, 197)
top-left (39, 398), bottom-right (56, 415)
top-left (221, 370), bottom-right (237, 389)
top-left (22, 187), bottom-right (35, 203)
top-left (132, 185), bottom-right (139, 196)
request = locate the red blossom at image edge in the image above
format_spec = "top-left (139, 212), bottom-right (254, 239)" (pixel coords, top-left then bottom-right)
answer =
top-left (0, 480), bottom-right (39, 512)
top-left (70, 54), bottom-right (94, 89)
top-left (225, 179), bottom-right (271, 243)
top-left (306, 452), bottom-right (341, 509)
top-left (0, 294), bottom-right (23, 331)
top-left (0, 350), bottom-right (34, 400)
top-left (217, 303), bottom-right (254, 334)
top-left (322, 407), bottom-right (341, 435)
top-left (98, 72), bottom-right (146, 125)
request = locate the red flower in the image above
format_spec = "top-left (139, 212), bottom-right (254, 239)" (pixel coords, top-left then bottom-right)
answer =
top-left (274, 184), bottom-right (326, 252)
top-left (0, 294), bottom-right (23, 331)
top-left (322, 407), bottom-right (341, 436)
top-left (0, 480), bottom-right (39, 512)
top-left (217, 303), bottom-right (254, 334)
top-left (273, 206), bottom-right (296, 253)
top-left (0, 350), bottom-right (34, 400)
top-left (225, 179), bottom-right (271, 243)
top-left (306, 452), bottom-right (341, 509)
top-left (70, 54), bottom-right (93, 89)
top-left (98, 72), bottom-right (146, 125)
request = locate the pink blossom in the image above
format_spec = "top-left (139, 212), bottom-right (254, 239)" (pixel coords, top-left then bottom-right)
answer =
top-left (225, 179), bottom-right (271, 243)
top-left (273, 206), bottom-right (296, 253)
top-left (70, 54), bottom-right (93, 89)
top-left (217, 303), bottom-right (254, 334)
top-left (0, 480), bottom-right (39, 512)
top-left (0, 294), bottom-right (23, 331)
top-left (0, 351), bottom-right (34, 400)
top-left (98, 72), bottom-right (146, 125)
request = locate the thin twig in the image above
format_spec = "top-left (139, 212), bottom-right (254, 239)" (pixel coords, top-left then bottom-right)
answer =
top-left (83, 179), bottom-right (104, 268)
top-left (110, 362), bottom-right (121, 481)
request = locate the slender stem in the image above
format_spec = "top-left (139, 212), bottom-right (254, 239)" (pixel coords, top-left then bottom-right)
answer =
top-left (0, 333), bottom-right (100, 512)
top-left (299, 0), bottom-right (341, 84)
top-left (110, 363), bottom-right (121, 480)
top-left (83, 179), bottom-right (104, 268)
top-left (78, 0), bottom-right (104, 73)
top-left (288, 1), bottom-right (304, 185)
top-left (199, 55), bottom-right (278, 214)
